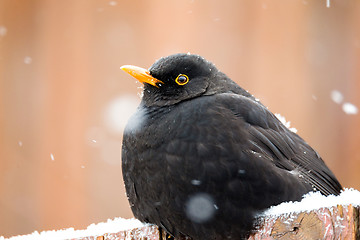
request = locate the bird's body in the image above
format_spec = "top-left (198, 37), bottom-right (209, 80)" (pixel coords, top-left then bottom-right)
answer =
top-left (121, 53), bottom-right (342, 239)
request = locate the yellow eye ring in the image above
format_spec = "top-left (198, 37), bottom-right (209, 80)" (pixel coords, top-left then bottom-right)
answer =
top-left (175, 74), bottom-right (189, 85)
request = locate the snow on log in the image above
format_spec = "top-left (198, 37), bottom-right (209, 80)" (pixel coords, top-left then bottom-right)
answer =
top-left (250, 204), bottom-right (359, 239)
top-left (2, 189), bottom-right (360, 240)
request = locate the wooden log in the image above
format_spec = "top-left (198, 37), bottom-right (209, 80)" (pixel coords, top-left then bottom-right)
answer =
top-left (3, 205), bottom-right (358, 240)
top-left (70, 205), bottom-right (359, 240)
top-left (249, 204), bottom-right (359, 240)
top-left (69, 225), bottom-right (160, 240)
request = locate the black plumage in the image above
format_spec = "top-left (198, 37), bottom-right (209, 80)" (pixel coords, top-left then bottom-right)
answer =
top-left (120, 53), bottom-right (342, 240)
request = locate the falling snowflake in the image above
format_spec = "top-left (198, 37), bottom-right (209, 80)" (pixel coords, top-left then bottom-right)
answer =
top-left (330, 90), bottom-right (343, 104)
top-left (191, 179), bottom-right (201, 185)
top-left (185, 193), bottom-right (216, 223)
top-left (342, 103), bottom-right (358, 115)
top-left (0, 26), bottom-right (7, 37)
top-left (24, 56), bottom-right (32, 64)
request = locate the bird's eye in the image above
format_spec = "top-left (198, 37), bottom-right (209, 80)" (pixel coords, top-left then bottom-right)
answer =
top-left (175, 74), bottom-right (189, 86)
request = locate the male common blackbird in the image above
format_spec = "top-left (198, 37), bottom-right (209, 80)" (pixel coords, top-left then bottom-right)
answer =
top-left (120, 53), bottom-right (342, 240)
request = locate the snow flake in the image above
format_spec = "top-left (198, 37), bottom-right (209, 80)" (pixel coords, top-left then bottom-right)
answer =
top-left (104, 95), bottom-right (140, 134)
top-left (186, 193), bottom-right (216, 223)
top-left (0, 26), bottom-right (7, 37)
top-left (326, 0), bottom-right (331, 8)
top-left (24, 56), bottom-right (32, 64)
top-left (191, 179), bottom-right (201, 185)
top-left (342, 102), bottom-right (358, 115)
top-left (330, 90), bottom-right (343, 104)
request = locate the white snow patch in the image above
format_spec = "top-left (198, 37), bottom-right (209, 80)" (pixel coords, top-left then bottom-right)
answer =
top-left (330, 90), bottom-right (343, 104)
top-left (274, 113), bottom-right (297, 133)
top-left (0, 26), bottom-right (7, 37)
top-left (50, 153), bottom-right (55, 161)
top-left (2, 218), bottom-right (145, 240)
top-left (260, 188), bottom-right (360, 217)
top-left (342, 102), bottom-right (358, 115)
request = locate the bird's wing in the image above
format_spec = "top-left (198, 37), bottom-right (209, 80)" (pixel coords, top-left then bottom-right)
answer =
top-left (217, 93), bottom-right (342, 196)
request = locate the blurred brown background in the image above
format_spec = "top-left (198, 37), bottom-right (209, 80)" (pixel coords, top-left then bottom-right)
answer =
top-left (0, 0), bottom-right (359, 237)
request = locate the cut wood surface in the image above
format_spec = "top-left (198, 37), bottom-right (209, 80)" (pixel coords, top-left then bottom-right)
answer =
top-left (250, 204), bottom-right (359, 240)
top-left (71, 205), bottom-right (359, 240)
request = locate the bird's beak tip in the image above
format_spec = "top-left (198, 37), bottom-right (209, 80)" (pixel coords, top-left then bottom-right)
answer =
top-left (120, 65), bottom-right (133, 71)
top-left (120, 64), bottom-right (163, 88)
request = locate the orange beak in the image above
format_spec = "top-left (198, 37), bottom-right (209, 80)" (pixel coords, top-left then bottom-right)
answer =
top-left (120, 65), bottom-right (163, 88)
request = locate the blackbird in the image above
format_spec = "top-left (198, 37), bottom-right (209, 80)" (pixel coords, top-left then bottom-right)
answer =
top-left (120, 53), bottom-right (342, 240)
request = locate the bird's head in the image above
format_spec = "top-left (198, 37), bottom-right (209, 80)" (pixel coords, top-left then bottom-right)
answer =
top-left (121, 53), bottom-right (250, 107)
